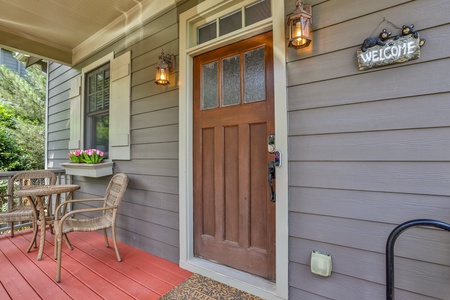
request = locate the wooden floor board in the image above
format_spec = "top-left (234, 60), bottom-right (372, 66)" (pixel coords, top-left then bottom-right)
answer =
top-left (10, 234), bottom-right (105, 300)
top-left (1, 234), bottom-right (71, 300)
top-left (0, 229), bottom-right (192, 299)
top-left (0, 248), bottom-right (41, 300)
top-left (0, 281), bottom-right (12, 300)
top-left (63, 235), bottom-right (174, 295)
top-left (74, 231), bottom-right (190, 286)
top-left (45, 230), bottom-right (172, 298)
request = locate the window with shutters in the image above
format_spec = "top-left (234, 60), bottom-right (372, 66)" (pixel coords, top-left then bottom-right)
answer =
top-left (84, 63), bottom-right (110, 157)
top-left (69, 51), bottom-right (131, 162)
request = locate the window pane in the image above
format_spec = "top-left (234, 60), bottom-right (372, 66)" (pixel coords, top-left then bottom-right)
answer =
top-left (104, 70), bottom-right (110, 108)
top-left (198, 22), bottom-right (217, 44)
top-left (93, 115), bottom-right (109, 155)
top-left (222, 55), bottom-right (240, 106)
top-left (245, 0), bottom-right (271, 26)
top-left (89, 75), bottom-right (96, 92)
top-left (87, 64), bottom-right (110, 113)
top-left (96, 72), bottom-right (104, 90)
top-left (96, 92), bottom-right (103, 110)
top-left (89, 95), bottom-right (96, 112)
top-left (220, 10), bottom-right (242, 36)
top-left (244, 47), bottom-right (265, 103)
top-left (201, 61), bottom-right (218, 110)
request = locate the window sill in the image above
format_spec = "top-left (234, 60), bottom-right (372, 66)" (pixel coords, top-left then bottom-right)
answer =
top-left (61, 162), bottom-right (114, 178)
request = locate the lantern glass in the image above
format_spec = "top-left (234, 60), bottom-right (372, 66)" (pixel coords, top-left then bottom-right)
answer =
top-left (155, 51), bottom-right (175, 85)
top-left (155, 63), bottom-right (170, 85)
top-left (289, 15), bottom-right (311, 48)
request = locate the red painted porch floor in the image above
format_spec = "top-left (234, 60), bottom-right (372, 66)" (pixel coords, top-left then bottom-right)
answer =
top-left (0, 229), bottom-right (192, 299)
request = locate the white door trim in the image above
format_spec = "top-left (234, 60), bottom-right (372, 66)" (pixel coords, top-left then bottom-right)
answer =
top-left (178, 1), bottom-right (288, 299)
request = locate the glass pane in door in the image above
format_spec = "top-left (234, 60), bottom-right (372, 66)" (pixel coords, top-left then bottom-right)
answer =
top-left (222, 55), bottom-right (241, 106)
top-left (201, 61), bottom-right (219, 109)
top-left (244, 47), bottom-right (265, 103)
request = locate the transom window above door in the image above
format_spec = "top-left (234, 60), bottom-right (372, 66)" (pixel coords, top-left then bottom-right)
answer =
top-left (196, 0), bottom-right (271, 46)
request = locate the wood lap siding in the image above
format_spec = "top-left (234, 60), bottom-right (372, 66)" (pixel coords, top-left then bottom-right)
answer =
top-left (44, 0), bottom-right (450, 298)
top-left (46, 3), bottom-right (201, 264)
top-left (287, 0), bottom-right (450, 299)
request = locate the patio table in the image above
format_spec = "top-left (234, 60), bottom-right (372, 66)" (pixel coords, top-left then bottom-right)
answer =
top-left (15, 184), bottom-right (80, 260)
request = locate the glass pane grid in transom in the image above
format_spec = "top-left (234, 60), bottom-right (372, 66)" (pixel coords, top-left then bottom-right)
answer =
top-left (198, 21), bottom-right (217, 45)
top-left (195, 0), bottom-right (271, 46)
top-left (219, 10), bottom-right (242, 37)
top-left (245, 0), bottom-right (271, 26)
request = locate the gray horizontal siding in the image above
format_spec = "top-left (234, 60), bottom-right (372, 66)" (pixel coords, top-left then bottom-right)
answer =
top-left (0, 49), bottom-right (25, 76)
top-left (45, 2), bottom-right (196, 263)
top-left (286, 0), bottom-right (450, 298)
top-left (290, 128), bottom-right (450, 161)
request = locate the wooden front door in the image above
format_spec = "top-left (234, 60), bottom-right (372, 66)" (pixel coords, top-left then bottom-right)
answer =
top-left (193, 31), bottom-right (275, 280)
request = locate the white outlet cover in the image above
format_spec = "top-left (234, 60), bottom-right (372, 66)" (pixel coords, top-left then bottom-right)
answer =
top-left (310, 251), bottom-right (332, 277)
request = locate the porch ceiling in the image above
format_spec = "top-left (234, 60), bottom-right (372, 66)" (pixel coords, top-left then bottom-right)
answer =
top-left (0, 0), bottom-right (146, 66)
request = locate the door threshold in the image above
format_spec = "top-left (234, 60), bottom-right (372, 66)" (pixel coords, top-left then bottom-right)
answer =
top-left (180, 257), bottom-right (283, 300)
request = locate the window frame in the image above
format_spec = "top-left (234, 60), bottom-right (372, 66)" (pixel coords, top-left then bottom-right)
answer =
top-left (69, 51), bottom-right (131, 161)
top-left (84, 62), bottom-right (111, 155)
top-left (80, 53), bottom-right (114, 155)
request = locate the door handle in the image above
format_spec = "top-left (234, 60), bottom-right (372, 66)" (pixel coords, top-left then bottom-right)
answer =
top-left (268, 161), bottom-right (276, 202)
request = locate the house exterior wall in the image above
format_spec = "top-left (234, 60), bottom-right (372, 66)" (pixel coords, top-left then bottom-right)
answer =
top-left (0, 48), bottom-right (26, 76)
top-left (45, 0), bottom-right (450, 298)
top-left (47, 1), bottom-right (203, 263)
top-left (287, 0), bottom-right (450, 299)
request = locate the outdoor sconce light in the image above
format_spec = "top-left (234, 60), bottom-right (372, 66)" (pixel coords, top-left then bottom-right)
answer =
top-left (155, 50), bottom-right (175, 86)
top-left (287, 1), bottom-right (312, 49)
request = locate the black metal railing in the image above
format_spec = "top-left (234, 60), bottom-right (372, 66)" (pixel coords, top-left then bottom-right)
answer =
top-left (386, 219), bottom-right (450, 300)
top-left (0, 169), bottom-right (69, 234)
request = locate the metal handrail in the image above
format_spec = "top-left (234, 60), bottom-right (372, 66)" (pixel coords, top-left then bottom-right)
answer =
top-left (386, 219), bottom-right (450, 300)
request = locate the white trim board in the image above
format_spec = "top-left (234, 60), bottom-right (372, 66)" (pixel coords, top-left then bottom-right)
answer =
top-left (178, 1), bottom-right (289, 299)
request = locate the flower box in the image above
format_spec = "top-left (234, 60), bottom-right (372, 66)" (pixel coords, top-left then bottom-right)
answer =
top-left (61, 162), bottom-right (114, 178)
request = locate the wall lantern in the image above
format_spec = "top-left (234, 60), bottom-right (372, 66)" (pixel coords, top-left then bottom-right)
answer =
top-left (287, 1), bottom-right (312, 49)
top-left (155, 50), bottom-right (175, 86)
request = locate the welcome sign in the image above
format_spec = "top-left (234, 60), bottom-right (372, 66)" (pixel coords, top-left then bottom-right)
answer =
top-left (356, 24), bottom-right (425, 71)
top-left (357, 35), bottom-right (420, 70)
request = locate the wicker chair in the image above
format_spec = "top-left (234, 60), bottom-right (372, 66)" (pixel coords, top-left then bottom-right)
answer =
top-left (0, 170), bottom-right (56, 252)
top-left (54, 173), bottom-right (129, 282)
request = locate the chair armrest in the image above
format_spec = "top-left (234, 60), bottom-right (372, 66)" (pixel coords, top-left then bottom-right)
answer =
top-left (58, 205), bottom-right (119, 226)
top-left (55, 198), bottom-right (104, 220)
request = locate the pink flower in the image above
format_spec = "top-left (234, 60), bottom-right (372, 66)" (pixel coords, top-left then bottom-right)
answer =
top-left (68, 149), bottom-right (105, 163)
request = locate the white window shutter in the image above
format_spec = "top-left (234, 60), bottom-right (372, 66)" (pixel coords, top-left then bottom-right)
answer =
top-left (110, 51), bottom-right (131, 160)
top-left (68, 75), bottom-right (81, 150)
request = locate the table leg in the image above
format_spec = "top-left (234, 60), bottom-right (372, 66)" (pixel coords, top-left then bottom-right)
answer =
top-left (36, 195), bottom-right (46, 261)
top-left (26, 196), bottom-right (38, 253)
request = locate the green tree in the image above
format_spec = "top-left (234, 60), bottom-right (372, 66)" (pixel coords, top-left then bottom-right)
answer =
top-left (0, 63), bottom-right (46, 171)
